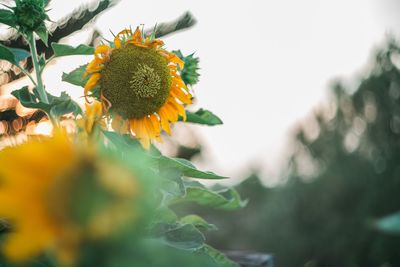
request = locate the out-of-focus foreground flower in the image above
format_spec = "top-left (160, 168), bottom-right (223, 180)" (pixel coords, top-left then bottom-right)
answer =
top-left (84, 27), bottom-right (193, 149)
top-left (0, 132), bottom-right (142, 264)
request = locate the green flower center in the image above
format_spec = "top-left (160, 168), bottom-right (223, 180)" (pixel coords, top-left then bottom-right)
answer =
top-left (130, 64), bottom-right (161, 98)
top-left (100, 46), bottom-right (171, 119)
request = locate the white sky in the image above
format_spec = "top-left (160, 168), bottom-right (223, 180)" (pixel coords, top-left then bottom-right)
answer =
top-left (6, 0), bottom-right (399, 185)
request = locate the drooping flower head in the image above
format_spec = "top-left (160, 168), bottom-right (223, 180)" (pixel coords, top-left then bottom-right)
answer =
top-left (84, 27), bottom-right (193, 149)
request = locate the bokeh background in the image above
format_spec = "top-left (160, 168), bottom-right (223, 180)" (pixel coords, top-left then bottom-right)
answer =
top-left (2, 0), bottom-right (400, 266)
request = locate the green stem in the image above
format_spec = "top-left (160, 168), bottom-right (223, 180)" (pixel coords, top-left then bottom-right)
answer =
top-left (27, 32), bottom-right (49, 104)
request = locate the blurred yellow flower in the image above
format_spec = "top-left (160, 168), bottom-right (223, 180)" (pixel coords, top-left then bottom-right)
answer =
top-left (0, 132), bottom-right (139, 263)
top-left (84, 27), bottom-right (192, 149)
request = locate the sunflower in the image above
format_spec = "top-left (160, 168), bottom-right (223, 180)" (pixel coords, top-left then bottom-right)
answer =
top-left (84, 27), bottom-right (193, 149)
top-left (0, 133), bottom-right (139, 263)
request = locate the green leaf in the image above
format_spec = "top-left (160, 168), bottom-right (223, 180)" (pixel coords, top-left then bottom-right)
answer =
top-left (374, 211), bottom-right (400, 235)
top-left (180, 215), bottom-right (217, 231)
top-left (11, 87), bottom-right (81, 118)
top-left (49, 92), bottom-right (82, 118)
top-left (0, 44), bottom-right (18, 64)
top-left (0, 9), bottom-right (15, 28)
top-left (159, 156), bottom-right (227, 179)
top-left (155, 223), bottom-right (205, 251)
top-left (62, 65), bottom-right (88, 87)
top-left (152, 207), bottom-right (178, 225)
top-left (35, 24), bottom-right (48, 46)
top-left (52, 43), bottom-right (94, 57)
top-left (11, 86), bottom-right (47, 110)
top-left (10, 47), bottom-right (30, 63)
top-left (0, 44), bottom-right (30, 65)
top-left (102, 131), bottom-right (150, 153)
top-left (200, 245), bottom-right (240, 267)
top-left (184, 109), bottom-right (223, 126)
top-left (174, 185), bottom-right (247, 210)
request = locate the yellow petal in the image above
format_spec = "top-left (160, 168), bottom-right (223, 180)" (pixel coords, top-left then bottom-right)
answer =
top-left (95, 45), bottom-right (111, 55)
top-left (164, 102), bottom-right (179, 123)
top-left (143, 116), bottom-right (156, 139)
top-left (158, 107), bottom-right (171, 135)
top-left (169, 99), bottom-right (186, 120)
top-left (149, 114), bottom-right (161, 136)
top-left (114, 29), bottom-right (132, 48)
top-left (84, 73), bottom-right (101, 96)
top-left (84, 58), bottom-right (104, 77)
top-left (166, 52), bottom-right (184, 70)
top-left (131, 27), bottom-right (142, 43)
top-left (170, 86), bottom-right (192, 104)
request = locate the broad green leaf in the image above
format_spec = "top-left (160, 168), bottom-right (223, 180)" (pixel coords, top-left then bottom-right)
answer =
top-left (162, 168), bottom-right (186, 193)
top-left (159, 156), bottom-right (227, 179)
top-left (62, 65), bottom-right (88, 87)
top-left (0, 9), bottom-right (15, 28)
top-left (180, 215), bottom-right (217, 231)
top-left (49, 92), bottom-right (82, 117)
top-left (102, 131), bottom-right (146, 152)
top-left (155, 223), bottom-right (205, 251)
top-left (35, 24), bottom-right (48, 46)
top-left (375, 211), bottom-right (400, 235)
top-left (183, 109), bottom-right (223, 126)
top-left (9, 48), bottom-right (30, 63)
top-left (52, 43), bottom-right (94, 57)
top-left (11, 87), bottom-right (81, 118)
top-left (174, 185), bottom-right (247, 210)
top-left (200, 245), bottom-right (240, 267)
top-left (11, 86), bottom-right (48, 111)
top-left (151, 207), bottom-right (178, 226)
top-left (0, 44), bottom-right (29, 65)
top-left (0, 44), bottom-right (17, 64)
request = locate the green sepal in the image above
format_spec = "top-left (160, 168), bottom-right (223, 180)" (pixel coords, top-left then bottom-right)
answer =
top-left (11, 86), bottom-right (82, 118)
top-left (0, 9), bottom-right (16, 28)
top-left (181, 109), bottom-right (223, 126)
top-left (0, 43), bottom-right (30, 65)
top-left (52, 43), bottom-right (94, 57)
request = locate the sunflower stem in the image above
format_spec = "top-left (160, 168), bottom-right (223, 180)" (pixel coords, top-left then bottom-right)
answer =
top-left (26, 32), bottom-right (49, 104)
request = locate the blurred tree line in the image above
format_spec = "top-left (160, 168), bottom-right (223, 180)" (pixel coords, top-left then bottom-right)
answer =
top-left (175, 39), bottom-right (400, 267)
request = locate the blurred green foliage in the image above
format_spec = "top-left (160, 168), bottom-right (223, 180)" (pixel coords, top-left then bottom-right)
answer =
top-left (193, 39), bottom-right (400, 267)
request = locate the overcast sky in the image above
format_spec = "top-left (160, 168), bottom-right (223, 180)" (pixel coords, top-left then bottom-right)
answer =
top-left (10, 0), bottom-right (399, 185)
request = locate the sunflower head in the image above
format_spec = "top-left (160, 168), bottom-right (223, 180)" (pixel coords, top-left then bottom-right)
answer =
top-left (84, 27), bottom-right (193, 149)
top-left (100, 45), bottom-right (171, 119)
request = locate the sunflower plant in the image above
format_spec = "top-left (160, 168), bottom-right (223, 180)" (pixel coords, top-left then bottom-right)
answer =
top-left (0, 1), bottom-right (244, 267)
